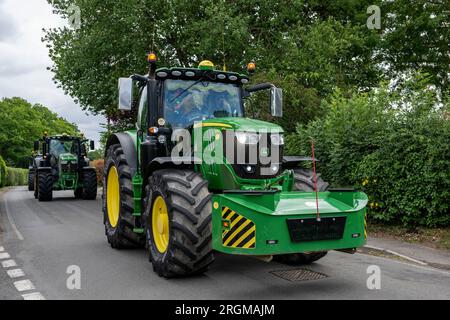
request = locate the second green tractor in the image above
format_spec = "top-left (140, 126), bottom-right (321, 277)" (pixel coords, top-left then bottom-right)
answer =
top-left (29, 134), bottom-right (98, 201)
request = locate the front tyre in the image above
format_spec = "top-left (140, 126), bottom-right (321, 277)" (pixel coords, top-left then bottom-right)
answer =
top-left (28, 170), bottom-right (35, 191)
top-left (144, 170), bottom-right (214, 278)
top-left (37, 171), bottom-right (53, 202)
top-left (103, 144), bottom-right (144, 249)
top-left (274, 168), bottom-right (329, 265)
top-left (81, 170), bottom-right (97, 200)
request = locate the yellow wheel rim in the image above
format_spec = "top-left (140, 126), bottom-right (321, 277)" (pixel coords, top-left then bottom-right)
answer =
top-left (152, 196), bottom-right (170, 253)
top-left (106, 166), bottom-right (120, 228)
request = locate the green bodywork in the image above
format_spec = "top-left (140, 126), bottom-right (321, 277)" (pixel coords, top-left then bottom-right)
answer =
top-left (55, 153), bottom-right (80, 190)
top-left (125, 115), bottom-right (368, 254)
top-left (212, 191), bottom-right (367, 255)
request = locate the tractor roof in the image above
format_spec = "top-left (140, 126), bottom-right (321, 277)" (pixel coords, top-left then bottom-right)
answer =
top-left (154, 67), bottom-right (250, 86)
top-left (47, 135), bottom-right (83, 140)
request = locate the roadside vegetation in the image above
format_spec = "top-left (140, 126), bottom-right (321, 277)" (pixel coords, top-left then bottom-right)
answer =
top-left (0, 156), bottom-right (28, 187)
top-left (286, 75), bottom-right (450, 228)
top-left (0, 97), bottom-right (79, 168)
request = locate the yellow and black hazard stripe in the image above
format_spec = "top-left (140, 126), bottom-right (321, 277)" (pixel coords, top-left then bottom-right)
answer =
top-left (221, 207), bottom-right (256, 249)
top-left (364, 213), bottom-right (368, 240)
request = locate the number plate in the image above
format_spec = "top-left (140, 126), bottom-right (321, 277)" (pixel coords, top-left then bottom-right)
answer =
top-left (286, 217), bottom-right (347, 242)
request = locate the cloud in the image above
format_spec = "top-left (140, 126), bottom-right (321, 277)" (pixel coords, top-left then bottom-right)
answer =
top-left (0, 0), bottom-right (105, 146)
top-left (0, 1), bottom-right (18, 42)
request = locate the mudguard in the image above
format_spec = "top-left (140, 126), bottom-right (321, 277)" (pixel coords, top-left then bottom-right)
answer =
top-left (105, 132), bottom-right (138, 176)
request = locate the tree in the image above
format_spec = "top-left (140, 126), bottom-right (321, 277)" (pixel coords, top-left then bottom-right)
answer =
top-left (43, 0), bottom-right (381, 131)
top-left (0, 97), bottom-right (79, 168)
top-left (380, 0), bottom-right (450, 93)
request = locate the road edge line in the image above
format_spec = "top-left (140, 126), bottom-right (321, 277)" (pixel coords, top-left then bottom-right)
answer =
top-left (364, 245), bottom-right (428, 266)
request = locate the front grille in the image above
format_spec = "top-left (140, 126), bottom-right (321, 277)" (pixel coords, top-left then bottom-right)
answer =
top-left (287, 217), bottom-right (347, 242)
top-left (223, 132), bottom-right (282, 180)
top-left (61, 162), bottom-right (77, 173)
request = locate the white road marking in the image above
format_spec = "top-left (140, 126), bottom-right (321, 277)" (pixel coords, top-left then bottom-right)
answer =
top-left (22, 292), bottom-right (46, 300)
top-left (7, 268), bottom-right (25, 278)
top-left (14, 279), bottom-right (35, 292)
top-left (365, 245), bottom-right (428, 266)
top-left (356, 253), bottom-right (450, 276)
top-left (4, 193), bottom-right (24, 241)
top-left (0, 252), bottom-right (11, 260)
top-left (1, 259), bottom-right (17, 268)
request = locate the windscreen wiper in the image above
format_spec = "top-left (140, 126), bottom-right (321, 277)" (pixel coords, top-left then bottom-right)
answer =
top-left (170, 76), bottom-right (206, 103)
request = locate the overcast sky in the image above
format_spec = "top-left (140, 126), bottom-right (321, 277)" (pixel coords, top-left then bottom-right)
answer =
top-left (0, 0), bottom-right (105, 146)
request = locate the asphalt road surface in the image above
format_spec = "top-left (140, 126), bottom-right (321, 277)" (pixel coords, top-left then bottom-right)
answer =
top-left (0, 187), bottom-right (449, 300)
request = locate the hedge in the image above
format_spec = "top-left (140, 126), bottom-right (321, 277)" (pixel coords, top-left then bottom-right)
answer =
top-left (0, 155), bottom-right (6, 187)
top-left (286, 75), bottom-right (450, 227)
top-left (91, 159), bottom-right (105, 186)
top-left (5, 167), bottom-right (28, 187)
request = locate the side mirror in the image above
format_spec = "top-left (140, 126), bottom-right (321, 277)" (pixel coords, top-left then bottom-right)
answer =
top-left (270, 87), bottom-right (283, 117)
top-left (118, 78), bottom-right (133, 111)
top-left (90, 140), bottom-right (95, 151)
top-left (33, 140), bottom-right (40, 152)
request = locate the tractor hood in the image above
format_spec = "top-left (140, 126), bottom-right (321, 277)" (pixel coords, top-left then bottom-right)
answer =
top-left (59, 153), bottom-right (78, 163)
top-left (200, 118), bottom-right (283, 133)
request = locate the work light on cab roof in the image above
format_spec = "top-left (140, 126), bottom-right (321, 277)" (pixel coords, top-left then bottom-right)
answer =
top-left (198, 60), bottom-right (215, 71)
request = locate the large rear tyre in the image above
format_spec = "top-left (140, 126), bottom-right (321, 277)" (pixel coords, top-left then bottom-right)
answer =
top-left (37, 171), bottom-right (53, 202)
top-left (81, 170), bottom-right (97, 200)
top-left (274, 168), bottom-right (329, 265)
top-left (103, 144), bottom-right (144, 249)
top-left (144, 170), bottom-right (214, 278)
top-left (28, 171), bottom-right (35, 191)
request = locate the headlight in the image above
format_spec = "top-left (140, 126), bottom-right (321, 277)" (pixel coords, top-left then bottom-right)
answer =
top-left (271, 134), bottom-right (284, 146)
top-left (236, 132), bottom-right (261, 145)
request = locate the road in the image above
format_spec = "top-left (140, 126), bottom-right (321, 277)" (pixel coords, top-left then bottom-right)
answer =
top-left (0, 187), bottom-right (449, 300)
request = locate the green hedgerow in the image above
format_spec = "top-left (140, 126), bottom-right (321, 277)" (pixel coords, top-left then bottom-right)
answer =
top-left (286, 74), bottom-right (450, 227)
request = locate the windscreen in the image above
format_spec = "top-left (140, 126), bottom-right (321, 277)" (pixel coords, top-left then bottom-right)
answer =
top-left (164, 80), bottom-right (243, 129)
top-left (49, 139), bottom-right (79, 157)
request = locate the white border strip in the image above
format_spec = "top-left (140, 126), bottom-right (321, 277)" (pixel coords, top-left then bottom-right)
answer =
top-left (365, 245), bottom-right (428, 266)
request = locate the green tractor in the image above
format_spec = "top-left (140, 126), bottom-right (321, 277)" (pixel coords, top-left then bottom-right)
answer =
top-left (103, 54), bottom-right (368, 278)
top-left (29, 133), bottom-right (98, 202)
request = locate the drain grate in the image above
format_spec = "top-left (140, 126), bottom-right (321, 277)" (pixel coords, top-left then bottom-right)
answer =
top-left (270, 268), bottom-right (328, 282)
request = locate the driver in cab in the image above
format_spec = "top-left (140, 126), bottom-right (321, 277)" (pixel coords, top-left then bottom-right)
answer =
top-left (167, 89), bottom-right (206, 128)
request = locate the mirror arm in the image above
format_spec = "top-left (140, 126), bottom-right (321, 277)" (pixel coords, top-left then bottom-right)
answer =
top-left (246, 83), bottom-right (274, 93)
top-left (131, 74), bottom-right (149, 83)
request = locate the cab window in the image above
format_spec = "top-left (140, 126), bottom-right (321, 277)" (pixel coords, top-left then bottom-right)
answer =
top-left (137, 87), bottom-right (148, 130)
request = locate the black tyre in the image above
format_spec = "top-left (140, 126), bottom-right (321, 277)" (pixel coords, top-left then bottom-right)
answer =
top-left (33, 174), bottom-right (38, 199)
top-left (37, 171), bottom-right (53, 202)
top-left (74, 187), bottom-right (83, 199)
top-left (103, 144), bottom-right (144, 249)
top-left (274, 168), bottom-right (329, 265)
top-left (144, 170), bottom-right (214, 278)
top-left (28, 171), bottom-right (35, 191)
top-left (81, 170), bottom-right (97, 200)
top-left (292, 168), bottom-right (329, 192)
